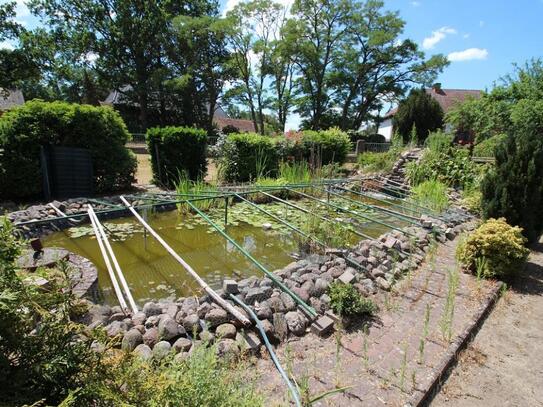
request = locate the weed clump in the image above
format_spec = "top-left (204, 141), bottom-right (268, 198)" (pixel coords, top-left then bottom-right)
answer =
top-left (328, 282), bottom-right (376, 317)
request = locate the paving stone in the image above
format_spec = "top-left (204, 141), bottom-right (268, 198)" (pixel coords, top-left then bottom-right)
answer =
top-left (223, 279), bottom-right (239, 294)
top-left (310, 315), bottom-right (335, 337)
top-left (338, 270), bottom-right (355, 284)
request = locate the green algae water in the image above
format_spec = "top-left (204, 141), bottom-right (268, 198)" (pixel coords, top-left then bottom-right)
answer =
top-left (43, 195), bottom-right (410, 305)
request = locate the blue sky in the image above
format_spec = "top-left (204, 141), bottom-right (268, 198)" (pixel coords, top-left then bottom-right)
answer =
top-left (3, 0), bottom-right (543, 129)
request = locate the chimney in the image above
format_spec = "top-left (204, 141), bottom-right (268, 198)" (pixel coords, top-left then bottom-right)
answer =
top-left (432, 83), bottom-right (442, 93)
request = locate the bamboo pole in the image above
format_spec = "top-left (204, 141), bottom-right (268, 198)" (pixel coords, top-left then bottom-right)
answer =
top-left (88, 205), bottom-right (139, 314)
top-left (87, 205), bottom-right (129, 311)
top-left (119, 196), bottom-right (251, 326)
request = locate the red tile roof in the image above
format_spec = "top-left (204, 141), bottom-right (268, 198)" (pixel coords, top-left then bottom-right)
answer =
top-left (384, 88), bottom-right (482, 118)
top-left (214, 117), bottom-right (256, 133)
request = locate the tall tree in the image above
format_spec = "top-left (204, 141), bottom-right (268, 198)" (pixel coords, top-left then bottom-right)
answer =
top-left (286, 0), bottom-right (351, 130)
top-left (225, 0), bottom-right (285, 134)
top-left (29, 0), bottom-right (219, 130)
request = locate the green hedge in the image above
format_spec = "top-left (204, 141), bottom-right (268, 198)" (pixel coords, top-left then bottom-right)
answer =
top-left (473, 133), bottom-right (507, 157)
top-left (220, 133), bottom-right (279, 182)
top-left (220, 128), bottom-right (351, 183)
top-left (0, 100), bottom-right (136, 200)
top-left (298, 128), bottom-right (351, 165)
top-left (146, 126), bottom-right (207, 187)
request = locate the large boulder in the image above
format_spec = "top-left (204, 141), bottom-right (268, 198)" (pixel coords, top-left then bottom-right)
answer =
top-left (152, 341), bottom-right (172, 360)
top-left (205, 308), bottom-right (228, 328)
top-left (158, 316), bottom-right (185, 341)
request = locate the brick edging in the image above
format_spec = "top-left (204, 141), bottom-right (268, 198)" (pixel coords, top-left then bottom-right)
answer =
top-left (407, 280), bottom-right (504, 407)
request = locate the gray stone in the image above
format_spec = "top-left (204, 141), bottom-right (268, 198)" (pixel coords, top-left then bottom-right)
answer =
top-left (205, 308), bottom-right (228, 328)
top-left (292, 286), bottom-right (310, 302)
top-left (328, 266), bottom-right (343, 278)
top-left (197, 302), bottom-right (212, 319)
top-left (199, 330), bottom-right (215, 343)
top-left (108, 312), bottom-right (126, 323)
top-left (267, 296), bottom-right (285, 313)
top-left (445, 228), bottom-right (455, 240)
top-left (384, 236), bottom-right (401, 250)
top-left (273, 313), bottom-right (288, 341)
top-left (216, 323), bottom-right (237, 339)
top-left (338, 270), bottom-right (355, 285)
top-left (310, 315), bottom-right (335, 337)
top-left (181, 297), bottom-right (199, 315)
top-left (371, 267), bottom-right (386, 279)
top-left (245, 287), bottom-right (271, 305)
top-left (143, 302), bottom-right (162, 318)
top-left (376, 276), bottom-right (391, 291)
top-left (260, 319), bottom-right (275, 338)
top-left (223, 279), bottom-right (239, 294)
top-left (368, 256), bottom-right (378, 267)
top-left (182, 313), bottom-right (202, 334)
top-left (314, 278), bottom-right (329, 297)
top-left (143, 327), bottom-right (159, 347)
top-left (145, 315), bottom-right (160, 329)
top-left (173, 351), bottom-right (189, 363)
top-left (216, 338), bottom-right (240, 357)
top-left (255, 302), bottom-right (272, 320)
top-left (163, 304), bottom-right (179, 319)
top-left (121, 329), bottom-right (143, 351)
top-left (309, 297), bottom-right (323, 313)
top-left (134, 344), bottom-right (153, 361)
top-left (152, 341), bottom-right (172, 360)
top-left (132, 311), bottom-right (147, 326)
top-left (158, 317), bottom-right (184, 341)
top-left (172, 337), bottom-right (192, 353)
top-left (280, 292), bottom-right (297, 312)
top-left (236, 331), bottom-right (261, 353)
top-left (285, 311), bottom-right (306, 336)
top-left (106, 321), bottom-right (129, 337)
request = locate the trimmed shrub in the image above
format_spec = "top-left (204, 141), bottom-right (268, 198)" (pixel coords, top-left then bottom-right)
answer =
top-left (147, 126), bottom-right (207, 188)
top-left (481, 120), bottom-right (543, 243)
top-left (0, 100), bottom-right (136, 199)
top-left (472, 133), bottom-right (506, 157)
top-left (220, 133), bottom-right (279, 182)
top-left (328, 282), bottom-right (377, 317)
top-left (456, 218), bottom-right (529, 278)
top-left (299, 127), bottom-right (351, 165)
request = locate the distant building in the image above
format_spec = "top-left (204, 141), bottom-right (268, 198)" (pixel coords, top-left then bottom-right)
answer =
top-left (101, 88), bottom-right (256, 133)
top-left (0, 89), bottom-right (25, 116)
top-left (378, 84), bottom-right (482, 141)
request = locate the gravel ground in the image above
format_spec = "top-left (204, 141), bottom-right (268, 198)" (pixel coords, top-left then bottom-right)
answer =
top-left (431, 240), bottom-right (543, 407)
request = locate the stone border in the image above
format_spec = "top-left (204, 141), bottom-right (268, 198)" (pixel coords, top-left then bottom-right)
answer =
top-left (407, 280), bottom-right (504, 407)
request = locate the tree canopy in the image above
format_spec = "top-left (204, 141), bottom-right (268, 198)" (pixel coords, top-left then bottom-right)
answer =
top-left (3, 0), bottom-right (448, 133)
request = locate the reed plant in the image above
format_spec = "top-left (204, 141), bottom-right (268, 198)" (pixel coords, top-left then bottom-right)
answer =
top-left (410, 179), bottom-right (449, 212)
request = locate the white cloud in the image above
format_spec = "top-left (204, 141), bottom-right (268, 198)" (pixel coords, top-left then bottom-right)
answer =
top-left (0, 41), bottom-right (15, 50)
top-left (448, 48), bottom-right (488, 62)
top-left (479, 20), bottom-right (485, 27)
top-left (422, 26), bottom-right (457, 49)
top-left (410, 1), bottom-right (421, 6)
top-left (463, 33), bottom-right (470, 39)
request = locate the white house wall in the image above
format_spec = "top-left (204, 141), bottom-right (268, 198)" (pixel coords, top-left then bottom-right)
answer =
top-left (378, 118), bottom-right (393, 141)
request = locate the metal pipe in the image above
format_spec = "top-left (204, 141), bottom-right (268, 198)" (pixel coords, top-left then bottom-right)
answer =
top-left (87, 204), bottom-right (128, 311)
top-left (229, 294), bottom-right (302, 407)
top-left (88, 205), bottom-right (139, 314)
top-left (334, 186), bottom-right (423, 216)
top-left (119, 196), bottom-right (251, 326)
top-left (287, 188), bottom-right (414, 237)
top-left (185, 200), bottom-right (317, 318)
top-left (316, 186), bottom-right (421, 225)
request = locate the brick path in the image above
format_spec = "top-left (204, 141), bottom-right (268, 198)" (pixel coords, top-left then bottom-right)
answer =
top-left (254, 237), bottom-right (499, 406)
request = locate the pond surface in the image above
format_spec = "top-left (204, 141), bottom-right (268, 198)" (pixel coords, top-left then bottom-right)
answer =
top-left (44, 193), bottom-right (412, 305)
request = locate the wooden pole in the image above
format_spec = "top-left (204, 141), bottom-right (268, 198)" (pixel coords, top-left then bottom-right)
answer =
top-left (87, 206), bottom-right (128, 311)
top-left (119, 196), bottom-right (251, 326)
top-left (88, 205), bottom-right (139, 314)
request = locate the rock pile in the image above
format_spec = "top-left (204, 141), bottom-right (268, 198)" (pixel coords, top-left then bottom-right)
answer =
top-left (80, 207), bottom-right (472, 362)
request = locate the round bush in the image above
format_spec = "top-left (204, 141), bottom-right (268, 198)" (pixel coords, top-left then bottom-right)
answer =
top-left (146, 126), bottom-right (207, 187)
top-left (472, 133), bottom-right (507, 157)
top-left (0, 100), bottom-right (136, 199)
top-left (456, 218), bottom-right (529, 278)
top-left (300, 128), bottom-right (351, 165)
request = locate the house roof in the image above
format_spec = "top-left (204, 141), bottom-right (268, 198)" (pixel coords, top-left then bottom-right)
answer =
top-left (383, 88), bottom-right (482, 118)
top-left (0, 89), bottom-right (24, 111)
top-left (214, 116), bottom-right (256, 133)
top-left (102, 87), bottom-right (255, 132)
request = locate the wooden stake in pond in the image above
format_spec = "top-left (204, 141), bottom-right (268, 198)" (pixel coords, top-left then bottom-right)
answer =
top-left (87, 205), bottom-right (129, 312)
top-left (88, 205), bottom-right (139, 315)
top-left (119, 196), bottom-right (251, 327)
